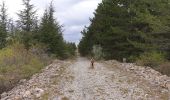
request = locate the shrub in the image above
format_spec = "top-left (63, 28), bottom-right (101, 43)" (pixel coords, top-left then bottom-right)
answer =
top-left (156, 62), bottom-right (170, 76)
top-left (0, 42), bottom-right (51, 93)
top-left (136, 51), bottom-right (166, 68)
top-left (128, 55), bottom-right (138, 62)
top-left (92, 45), bottom-right (103, 60)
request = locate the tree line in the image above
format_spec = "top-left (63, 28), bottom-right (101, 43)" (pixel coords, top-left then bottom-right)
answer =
top-left (0, 0), bottom-right (76, 59)
top-left (79, 0), bottom-right (170, 62)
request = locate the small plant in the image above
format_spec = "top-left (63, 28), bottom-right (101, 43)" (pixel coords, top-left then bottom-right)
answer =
top-left (136, 51), bottom-right (166, 68)
top-left (92, 45), bottom-right (103, 60)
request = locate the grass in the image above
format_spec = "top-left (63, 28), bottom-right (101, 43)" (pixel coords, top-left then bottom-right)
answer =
top-left (135, 51), bottom-right (170, 76)
top-left (156, 62), bottom-right (170, 76)
top-left (0, 43), bottom-right (51, 93)
top-left (136, 51), bottom-right (166, 68)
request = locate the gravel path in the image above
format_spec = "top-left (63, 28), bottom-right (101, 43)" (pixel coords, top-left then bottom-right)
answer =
top-left (53, 57), bottom-right (169, 100)
top-left (1, 57), bottom-right (169, 100)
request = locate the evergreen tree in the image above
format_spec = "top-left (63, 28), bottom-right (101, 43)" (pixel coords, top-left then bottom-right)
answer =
top-left (17, 0), bottom-right (37, 49)
top-left (17, 0), bottom-right (37, 32)
top-left (38, 3), bottom-right (66, 59)
top-left (79, 0), bottom-right (132, 59)
top-left (78, 28), bottom-right (93, 56)
top-left (128, 0), bottom-right (170, 59)
top-left (0, 1), bottom-right (8, 49)
top-left (65, 42), bottom-right (76, 56)
top-left (79, 0), bottom-right (170, 61)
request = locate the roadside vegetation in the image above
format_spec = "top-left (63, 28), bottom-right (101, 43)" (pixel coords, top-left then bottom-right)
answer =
top-left (0, 0), bottom-right (76, 93)
top-left (78, 0), bottom-right (170, 76)
top-left (0, 43), bottom-right (51, 93)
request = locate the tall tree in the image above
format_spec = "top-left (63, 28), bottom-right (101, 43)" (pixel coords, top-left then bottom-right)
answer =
top-left (17, 0), bottom-right (37, 49)
top-left (78, 27), bottom-right (94, 56)
top-left (0, 1), bottom-right (8, 49)
top-left (79, 0), bottom-right (170, 61)
top-left (17, 0), bottom-right (37, 32)
top-left (38, 3), bottom-right (66, 59)
top-left (128, 0), bottom-right (170, 59)
top-left (79, 0), bottom-right (132, 59)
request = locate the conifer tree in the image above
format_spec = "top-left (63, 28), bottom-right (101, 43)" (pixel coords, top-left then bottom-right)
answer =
top-left (38, 3), bottom-right (66, 59)
top-left (79, 0), bottom-right (170, 60)
top-left (17, 0), bottom-right (37, 49)
top-left (17, 0), bottom-right (37, 32)
top-left (0, 1), bottom-right (8, 49)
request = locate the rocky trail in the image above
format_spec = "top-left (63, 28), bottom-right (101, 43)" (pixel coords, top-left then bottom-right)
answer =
top-left (1, 57), bottom-right (170, 100)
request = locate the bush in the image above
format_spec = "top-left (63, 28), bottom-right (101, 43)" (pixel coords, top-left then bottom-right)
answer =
top-left (92, 45), bottom-right (103, 60)
top-left (156, 62), bottom-right (170, 76)
top-left (136, 51), bottom-right (166, 68)
top-left (128, 55), bottom-right (139, 62)
top-left (0, 43), bottom-right (51, 93)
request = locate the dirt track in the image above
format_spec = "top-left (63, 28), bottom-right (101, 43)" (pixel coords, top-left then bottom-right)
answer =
top-left (1, 57), bottom-right (169, 100)
top-left (53, 57), bottom-right (169, 100)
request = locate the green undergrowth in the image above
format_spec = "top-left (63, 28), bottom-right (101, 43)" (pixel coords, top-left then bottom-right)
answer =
top-left (136, 51), bottom-right (166, 68)
top-left (135, 51), bottom-right (170, 76)
top-left (0, 43), bottom-right (52, 93)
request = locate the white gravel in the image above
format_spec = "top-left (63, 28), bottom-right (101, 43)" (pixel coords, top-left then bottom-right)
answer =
top-left (1, 57), bottom-right (169, 100)
top-left (53, 57), bottom-right (169, 100)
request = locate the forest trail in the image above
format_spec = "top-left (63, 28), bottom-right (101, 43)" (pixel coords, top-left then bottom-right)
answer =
top-left (1, 57), bottom-right (170, 100)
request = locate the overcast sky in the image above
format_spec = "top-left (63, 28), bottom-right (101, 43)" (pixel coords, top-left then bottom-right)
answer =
top-left (0, 0), bottom-right (102, 44)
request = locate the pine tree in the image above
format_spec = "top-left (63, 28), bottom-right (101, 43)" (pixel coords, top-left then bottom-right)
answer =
top-left (79, 0), bottom-right (170, 61)
top-left (128, 0), bottom-right (170, 59)
top-left (65, 42), bottom-right (76, 56)
top-left (17, 0), bottom-right (37, 49)
top-left (38, 3), bottom-right (66, 59)
top-left (17, 0), bottom-right (37, 32)
top-left (79, 0), bottom-right (132, 59)
top-left (0, 1), bottom-right (8, 49)
top-left (78, 28), bottom-right (94, 56)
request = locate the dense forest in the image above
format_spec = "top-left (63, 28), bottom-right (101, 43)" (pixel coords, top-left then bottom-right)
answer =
top-left (79, 0), bottom-right (170, 75)
top-left (0, 0), bottom-right (76, 93)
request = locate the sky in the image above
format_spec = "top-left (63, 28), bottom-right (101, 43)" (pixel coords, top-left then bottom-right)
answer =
top-left (0, 0), bottom-right (102, 45)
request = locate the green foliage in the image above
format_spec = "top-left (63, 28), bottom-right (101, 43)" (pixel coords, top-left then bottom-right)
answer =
top-left (78, 0), bottom-right (170, 61)
top-left (38, 3), bottom-right (63, 56)
top-left (78, 28), bottom-right (94, 56)
top-left (65, 42), bottom-right (76, 57)
top-left (0, 0), bottom-right (76, 60)
top-left (37, 3), bottom-right (75, 59)
top-left (17, 0), bottom-right (37, 32)
top-left (0, 0), bottom-right (76, 94)
top-left (0, 42), bottom-right (51, 93)
top-left (0, 2), bottom-right (8, 49)
top-left (92, 45), bottom-right (103, 60)
top-left (17, 0), bottom-right (38, 49)
top-left (79, 0), bottom-right (135, 59)
top-left (136, 51), bottom-right (166, 68)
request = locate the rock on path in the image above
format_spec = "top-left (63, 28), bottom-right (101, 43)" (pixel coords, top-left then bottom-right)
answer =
top-left (1, 57), bottom-right (170, 100)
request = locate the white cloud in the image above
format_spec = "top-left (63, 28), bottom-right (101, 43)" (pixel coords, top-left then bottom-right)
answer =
top-left (0, 0), bottom-right (102, 44)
